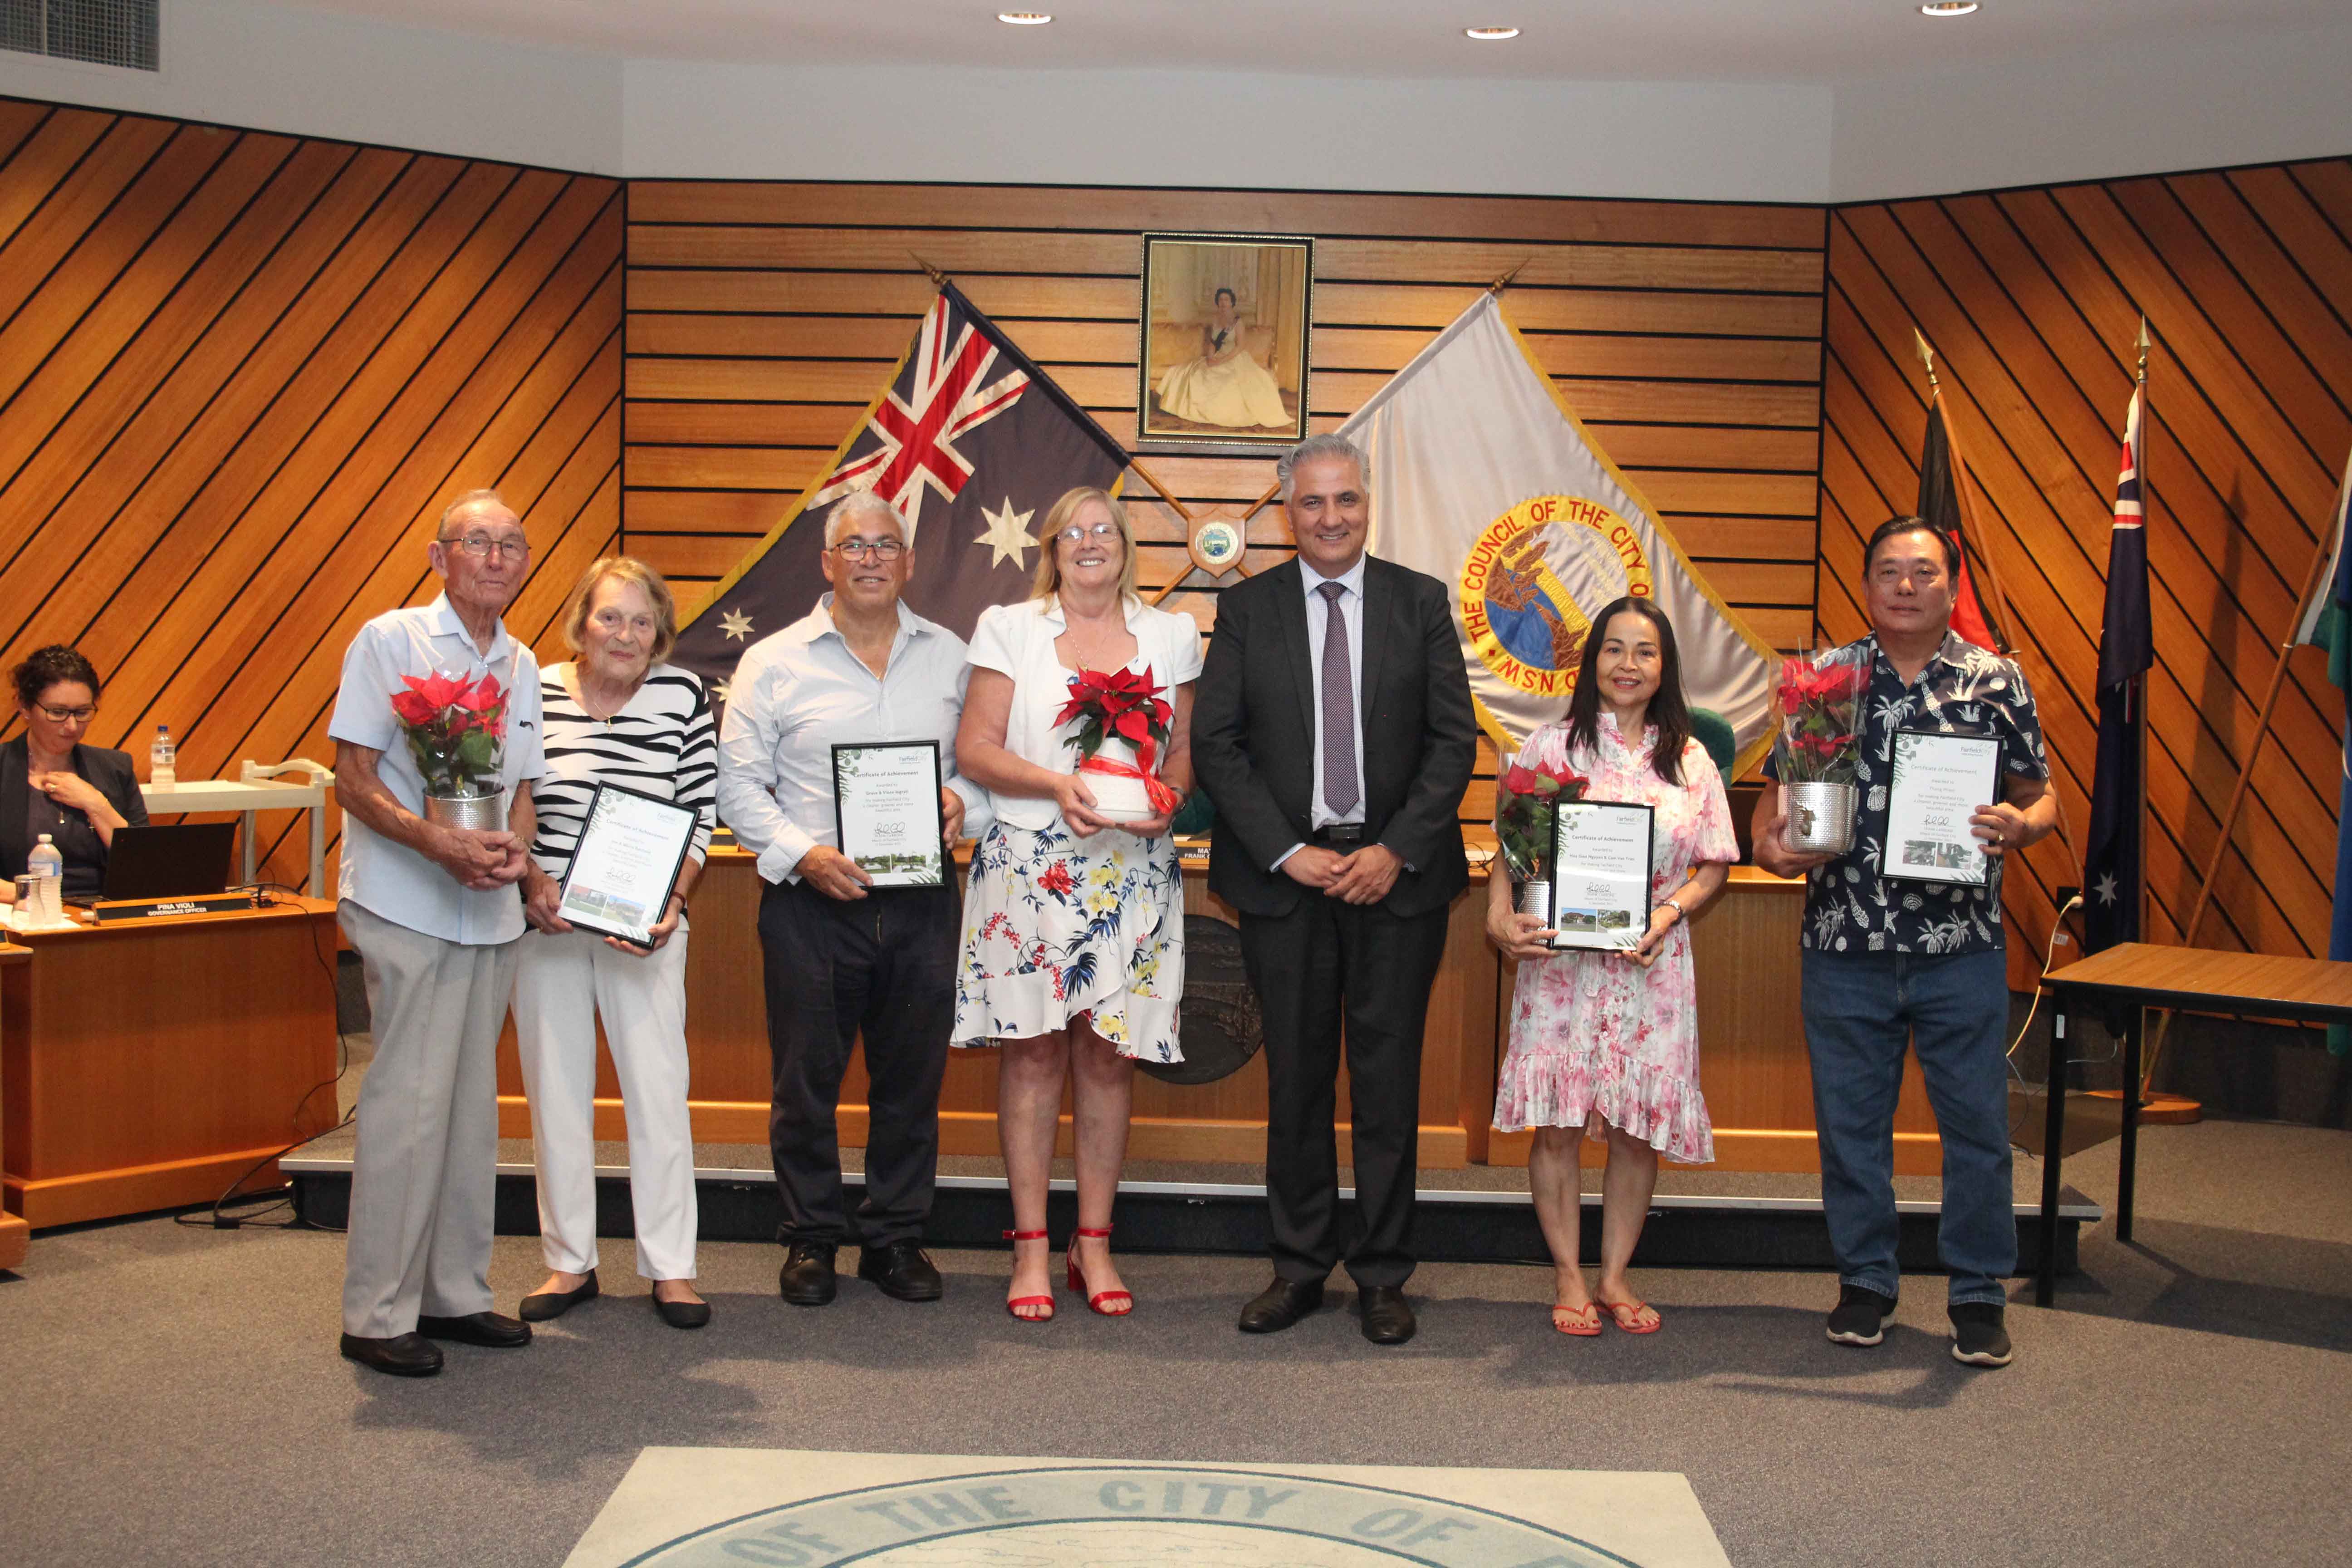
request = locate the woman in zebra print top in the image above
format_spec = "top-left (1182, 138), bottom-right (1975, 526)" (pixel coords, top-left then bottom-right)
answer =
top-left (513, 557), bottom-right (718, 1329)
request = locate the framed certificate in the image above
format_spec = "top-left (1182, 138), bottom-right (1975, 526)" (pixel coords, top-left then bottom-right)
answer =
top-left (1886, 731), bottom-right (2003, 886)
top-left (555, 783), bottom-right (701, 947)
top-left (1546, 800), bottom-right (1655, 952)
top-left (832, 740), bottom-right (947, 888)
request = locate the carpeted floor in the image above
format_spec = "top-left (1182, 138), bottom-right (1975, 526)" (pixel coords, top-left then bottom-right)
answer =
top-left (1, 1116), bottom-right (2346, 1568)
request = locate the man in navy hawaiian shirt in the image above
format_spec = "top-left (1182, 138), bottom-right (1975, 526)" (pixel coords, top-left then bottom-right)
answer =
top-left (1755, 515), bottom-right (2057, 1368)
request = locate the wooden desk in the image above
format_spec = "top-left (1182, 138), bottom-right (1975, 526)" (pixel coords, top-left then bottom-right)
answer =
top-left (496, 847), bottom-right (1499, 1166)
top-left (0, 943), bottom-right (25, 1268)
top-left (1488, 866), bottom-right (1946, 1174)
top-left (2035, 943), bottom-right (2352, 1305)
top-left (1, 897), bottom-right (341, 1228)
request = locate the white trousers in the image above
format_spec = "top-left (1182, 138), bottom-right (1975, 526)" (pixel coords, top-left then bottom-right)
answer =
top-left (511, 926), bottom-right (697, 1280)
top-left (339, 902), bottom-right (515, 1338)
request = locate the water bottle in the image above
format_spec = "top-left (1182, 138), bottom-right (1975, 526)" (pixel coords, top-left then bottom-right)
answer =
top-left (28, 833), bottom-right (63, 881)
top-left (150, 724), bottom-right (176, 787)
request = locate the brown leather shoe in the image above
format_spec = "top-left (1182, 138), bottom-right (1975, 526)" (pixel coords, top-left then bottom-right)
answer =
top-left (858, 1240), bottom-right (944, 1302)
top-left (339, 1332), bottom-right (443, 1377)
top-left (1237, 1276), bottom-right (1324, 1333)
top-left (415, 1311), bottom-right (531, 1348)
top-left (779, 1240), bottom-right (838, 1305)
top-left (1358, 1286), bottom-right (1417, 1345)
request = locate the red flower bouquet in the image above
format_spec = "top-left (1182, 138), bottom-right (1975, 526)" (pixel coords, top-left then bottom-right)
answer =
top-left (1494, 756), bottom-right (1591, 885)
top-left (392, 670), bottom-right (508, 800)
top-left (1772, 655), bottom-right (1868, 785)
top-left (1055, 665), bottom-right (1180, 821)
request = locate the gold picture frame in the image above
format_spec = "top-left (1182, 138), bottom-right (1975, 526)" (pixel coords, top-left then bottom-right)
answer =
top-left (1137, 232), bottom-right (1313, 451)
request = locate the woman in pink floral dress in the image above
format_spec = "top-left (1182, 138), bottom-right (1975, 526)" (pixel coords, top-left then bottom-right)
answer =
top-left (1486, 597), bottom-right (1737, 1337)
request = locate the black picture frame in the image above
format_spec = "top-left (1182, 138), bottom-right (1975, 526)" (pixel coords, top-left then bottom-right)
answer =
top-left (830, 739), bottom-right (947, 888)
top-left (1546, 799), bottom-right (1656, 952)
top-left (554, 781), bottom-right (701, 948)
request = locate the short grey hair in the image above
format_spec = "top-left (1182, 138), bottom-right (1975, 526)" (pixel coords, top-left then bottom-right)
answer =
top-left (1276, 434), bottom-right (1369, 500)
top-left (437, 488), bottom-right (514, 536)
top-left (824, 488), bottom-right (909, 548)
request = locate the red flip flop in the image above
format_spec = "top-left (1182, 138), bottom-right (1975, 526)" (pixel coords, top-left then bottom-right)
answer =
top-left (1552, 1302), bottom-right (1603, 1337)
top-left (1598, 1297), bottom-right (1662, 1334)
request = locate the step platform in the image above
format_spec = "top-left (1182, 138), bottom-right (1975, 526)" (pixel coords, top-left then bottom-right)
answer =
top-left (283, 1140), bottom-right (2098, 1276)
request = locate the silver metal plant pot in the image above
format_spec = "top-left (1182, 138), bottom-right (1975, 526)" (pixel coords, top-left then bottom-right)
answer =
top-left (1784, 780), bottom-right (1857, 856)
top-left (1517, 877), bottom-right (1553, 923)
top-left (423, 791), bottom-right (506, 833)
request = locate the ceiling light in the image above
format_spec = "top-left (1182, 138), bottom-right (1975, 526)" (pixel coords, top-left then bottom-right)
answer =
top-left (1465, 26), bottom-right (1522, 41)
top-left (1919, 3), bottom-right (1979, 15)
top-left (997, 11), bottom-right (1052, 24)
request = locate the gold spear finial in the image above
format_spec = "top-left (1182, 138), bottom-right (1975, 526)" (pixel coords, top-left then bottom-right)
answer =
top-left (1487, 256), bottom-right (1534, 296)
top-left (2136, 316), bottom-right (2151, 384)
top-left (1912, 328), bottom-right (1939, 392)
top-left (910, 252), bottom-right (952, 289)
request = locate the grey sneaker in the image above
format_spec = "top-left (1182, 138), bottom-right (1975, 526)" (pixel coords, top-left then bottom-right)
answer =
top-left (1825, 1284), bottom-right (1897, 1346)
top-left (1949, 1302), bottom-right (2013, 1367)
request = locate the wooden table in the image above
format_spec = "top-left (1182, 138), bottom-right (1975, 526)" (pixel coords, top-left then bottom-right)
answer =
top-left (2035, 942), bottom-right (2352, 1304)
top-left (0, 942), bottom-right (25, 1269)
top-left (493, 850), bottom-right (1867, 1177)
top-left (1, 897), bottom-right (341, 1228)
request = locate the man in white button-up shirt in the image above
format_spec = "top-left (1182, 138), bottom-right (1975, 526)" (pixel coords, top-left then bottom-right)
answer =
top-left (717, 491), bottom-right (984, 1309)
top-left (328, 490), bottom-right (545, 1378)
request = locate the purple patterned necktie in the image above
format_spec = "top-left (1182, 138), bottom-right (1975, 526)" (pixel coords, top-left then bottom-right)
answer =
top-left (1318, 580), bottom-right (1359, 817)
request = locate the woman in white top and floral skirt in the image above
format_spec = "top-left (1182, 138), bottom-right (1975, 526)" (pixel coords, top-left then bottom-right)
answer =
top-left (954, 487), bottom-right (1201, 1322)
top-left (512, 558), bottom-right (716, 1329)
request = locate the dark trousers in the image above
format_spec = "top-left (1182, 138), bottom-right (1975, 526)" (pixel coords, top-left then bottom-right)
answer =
top-left (1240, 896), bottom-right (1450, 1289)
top-left (759, 877), bottom-right (956, 1248)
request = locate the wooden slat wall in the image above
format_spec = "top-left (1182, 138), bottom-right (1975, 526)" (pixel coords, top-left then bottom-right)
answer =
top-left (621, 180), bottom-right (1829, 813)
top-left (1820, 158), bottom-right (2352, 980)
top-left (0, 100), bottom-right (624, 892)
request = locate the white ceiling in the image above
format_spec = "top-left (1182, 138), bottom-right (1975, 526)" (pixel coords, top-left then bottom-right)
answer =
top-left (285, 0), bottom-right (2345, 82)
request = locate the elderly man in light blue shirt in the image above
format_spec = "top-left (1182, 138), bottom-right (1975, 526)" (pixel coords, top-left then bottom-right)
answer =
top-left (718, 489), bottom-right (983, 1309)
top-left (328, 490), bottom-right (544, 1378)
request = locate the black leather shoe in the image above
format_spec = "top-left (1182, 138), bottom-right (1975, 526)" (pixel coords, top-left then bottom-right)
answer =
top-left (652, 1292), bottom-right (712, 1330)
top-left (779, 1240), bottom-right (839, 1305)
top-left (1237, 1276), bottom-right (1324, 1334)
top-left (519, 1270), bottom-right (599, 1322)
top-left (1358, 1286), bottom-right (1417, 1345)
top-left (415, 1311), bottom-right (532, 1348)
top-left (858, 1240), bottom-right (944, 1302)
top-left (340, 1331), bottom-right (442, 1377)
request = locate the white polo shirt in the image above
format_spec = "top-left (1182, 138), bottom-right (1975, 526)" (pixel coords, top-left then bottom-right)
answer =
top-left (328, 594), bottom-right (545, 945)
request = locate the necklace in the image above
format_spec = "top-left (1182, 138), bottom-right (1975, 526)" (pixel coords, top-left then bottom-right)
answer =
top-left (573, 667), bottom-right (636, 726)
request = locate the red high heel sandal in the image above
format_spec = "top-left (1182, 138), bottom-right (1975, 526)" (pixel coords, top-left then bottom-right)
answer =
top-left (1066, 1225), bottom-right (1133, 1316)
top-left (1003, 1229), bottom-right (1054, 1323)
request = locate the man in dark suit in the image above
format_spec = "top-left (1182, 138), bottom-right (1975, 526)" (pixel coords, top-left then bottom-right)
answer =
top-left (1192, 433), bottom-right (1477, 1345)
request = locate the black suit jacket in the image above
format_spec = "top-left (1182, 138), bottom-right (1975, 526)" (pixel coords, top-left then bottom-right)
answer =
top-left (0, 735), bottom-right (149, 894)
top-left (1192, 555), bottom-right (1476, 918)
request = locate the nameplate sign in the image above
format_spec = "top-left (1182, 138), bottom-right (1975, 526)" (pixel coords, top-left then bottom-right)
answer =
top-left (89, 895), bottom-right (259, 922)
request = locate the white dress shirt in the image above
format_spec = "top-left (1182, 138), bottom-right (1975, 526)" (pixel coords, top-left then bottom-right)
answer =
top-left (1270, 553), bottom-right (1368, 870)
top-left (328, 594), bottom-right (545, 946)
top-left (716, 596), bottom-right (986, 886)
top-left (965, 594), bottom-right (1205, 832)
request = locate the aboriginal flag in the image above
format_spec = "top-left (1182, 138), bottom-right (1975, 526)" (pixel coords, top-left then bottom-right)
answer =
top-left (1916, 397), bottom-right (2011, 654)
top-left (2084, 389), bottom-right (2151, 954)
top-left (670, 283), bottom-right (1131, 703)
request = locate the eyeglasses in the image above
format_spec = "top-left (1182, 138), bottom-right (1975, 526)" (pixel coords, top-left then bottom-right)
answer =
top-left (439, 533), bottom-right (530, 559)
top-left (34, 702), bottom-right (96, 724)
top-left (1055, 521), bottom-right (1122, 545)
top-left (831, 538), bottom-right (906, 561)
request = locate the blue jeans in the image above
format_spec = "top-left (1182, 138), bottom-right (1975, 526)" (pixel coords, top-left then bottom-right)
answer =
top-left (1802, 947), bottom-right (2014, 1306)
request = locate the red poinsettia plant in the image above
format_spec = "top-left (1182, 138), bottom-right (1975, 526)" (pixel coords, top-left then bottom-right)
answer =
top-left (391, 670), bottom-right (508, 799)
top-left (1494, 756), bottom-right (1591, 884)
top-left (1772, 654), bottom-right (1869, 785)
top-left (1055, 665), bottom-right (1180, 814)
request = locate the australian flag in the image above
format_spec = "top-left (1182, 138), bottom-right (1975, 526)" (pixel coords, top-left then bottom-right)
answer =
top-left (2083, 389), bottom-right (2151, 953)
top-left (671, 282), bottom-right (1131, 702)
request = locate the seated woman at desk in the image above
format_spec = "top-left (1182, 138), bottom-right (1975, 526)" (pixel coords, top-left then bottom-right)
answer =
top-left (1, 645), bottom-right (148, 904)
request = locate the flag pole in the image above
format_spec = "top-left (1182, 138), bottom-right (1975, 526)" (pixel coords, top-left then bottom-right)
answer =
top-left (1914, 330), bottom-right (2021, 654)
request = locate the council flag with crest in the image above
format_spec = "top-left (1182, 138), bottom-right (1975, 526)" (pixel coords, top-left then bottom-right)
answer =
top-left (1337, 292), bottom-right (1778, 768)
top-left (670, 282), bottom-right (1131, 702)
top-left (2083, 387), bottom-right (2151, 954)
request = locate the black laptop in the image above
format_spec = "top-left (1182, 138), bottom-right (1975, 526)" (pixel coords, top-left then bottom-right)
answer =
top-left (74, 822), bottom-right (240, 904)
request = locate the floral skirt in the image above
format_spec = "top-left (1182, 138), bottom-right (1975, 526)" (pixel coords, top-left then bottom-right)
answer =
top-left (1492, 942), bottom-right (1715, 1165)
top-left (951, 822), bottom-right (1186, 1063)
